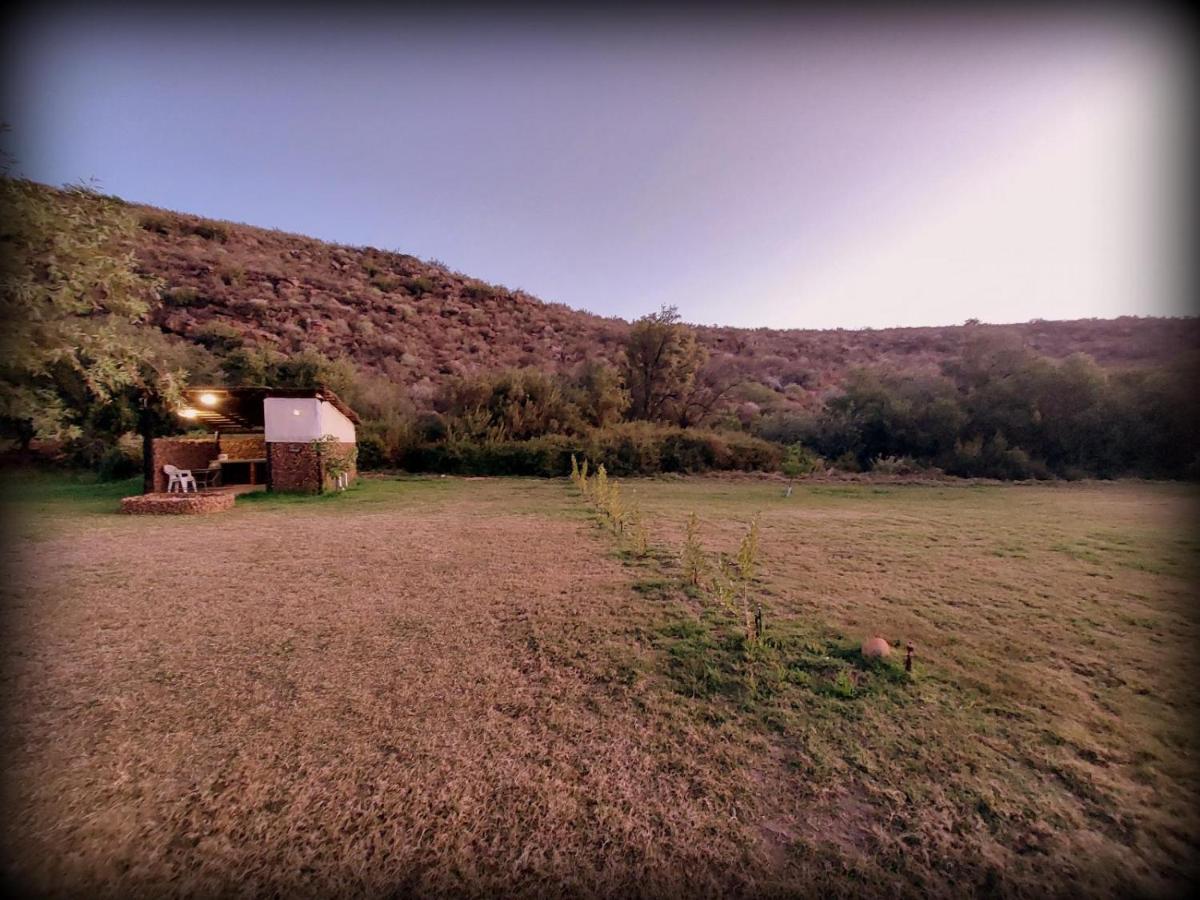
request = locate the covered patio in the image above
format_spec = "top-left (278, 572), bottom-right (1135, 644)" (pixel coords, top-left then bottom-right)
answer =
top-left (123, 386), bottom-right (359, 514)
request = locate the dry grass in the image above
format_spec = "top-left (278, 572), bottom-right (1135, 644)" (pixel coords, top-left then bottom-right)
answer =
top-left (1, 473), bottom-right (1197, 898)
top-left (620, 477), bottom-right (1200, 898)
top-left (0, 476), bottom-right (766, 898)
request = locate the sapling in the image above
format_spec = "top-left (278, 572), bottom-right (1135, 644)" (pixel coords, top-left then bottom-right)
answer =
top-left (736, 515), bottom-right (761, 582)
top-left (606, 482), bottom-right (625, 531)
top-left (736, 516), bottom-right (763, 644)
top-left (629, 508), bottom-right (650, 558)
top-left (594, 464), bottom-right (609, 511)
top-left (681, 512), bottom-right (706, 587)
top-left (780, 444), bottom-right (820, 496)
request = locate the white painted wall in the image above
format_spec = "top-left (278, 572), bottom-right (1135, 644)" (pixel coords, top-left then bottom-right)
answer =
top-left (263, 397), bottom-right (322, 442)
top-left (263, 397), bottom-right (357, 443)
top-left (318, 400), bottom-right (357, 443)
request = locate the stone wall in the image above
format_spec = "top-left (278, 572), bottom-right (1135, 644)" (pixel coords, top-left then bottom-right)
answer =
top-left (153, 436), bottom-right (355, 494)
top-left (218, 435), bottom-right (266, 460)
top-left (121, 492), bottom-right (235, 515)
top-left (267, 442), bottom-right (322, 493)
top-left (267, 441), bottom-right (357, 493)
top-left (151, 438), bottom-right (218, 493)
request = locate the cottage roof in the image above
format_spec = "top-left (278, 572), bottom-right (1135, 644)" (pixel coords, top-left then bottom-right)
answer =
top-left (178, 386), bottom-right (361, 432)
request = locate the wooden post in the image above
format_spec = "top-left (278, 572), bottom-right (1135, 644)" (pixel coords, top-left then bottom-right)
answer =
top-left (139, 394), bottom-right (154, 494)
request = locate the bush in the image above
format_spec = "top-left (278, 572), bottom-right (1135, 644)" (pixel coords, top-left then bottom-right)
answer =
top-left (355, 432), bottom-right (390, 470)
top-left (389, 423), bottom-right (780, 477)
top-left (187, 221), bottom-right (229, 242)
top-left (754, 412), bottom-right (815, 445)
top-left (98, 445), bottom-right (141, 481)
top-left (139, 213), bottom-right (173, 235)
top-left (193, 322), bottom-right (245, 353)
top-left (408, 435), bottom-right (577, 476)
top-left (870, 455), bottom-right (920, 475)
top-left (781, 444), bottom-right (822, 479)
top-left (371, 275), bottom-right (403, 293)
top-left (577, 423), bottom-right (780, 476)
top-left (832, 451), bottom-right (862, 473)
top-left (163, 287), bottom-right (206, 308)
top-left (402, 276), bottom-right (436, 297)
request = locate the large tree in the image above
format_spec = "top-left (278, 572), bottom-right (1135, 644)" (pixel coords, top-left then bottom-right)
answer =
top-left (0, 177), bottom-right (186, 451)
top-left (622, 305), bottom-right (705, 422)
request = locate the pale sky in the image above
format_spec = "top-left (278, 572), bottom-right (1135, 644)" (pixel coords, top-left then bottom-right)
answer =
top-left (1, 7), bottom-right (1191, 328)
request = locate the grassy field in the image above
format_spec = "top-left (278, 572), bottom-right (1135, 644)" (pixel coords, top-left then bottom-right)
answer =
top-left (0, 472), bottom-right (1196, 898)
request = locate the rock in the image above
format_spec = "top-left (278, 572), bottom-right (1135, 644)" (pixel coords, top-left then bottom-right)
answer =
top-left (861, 636), bottom-right (891, 659)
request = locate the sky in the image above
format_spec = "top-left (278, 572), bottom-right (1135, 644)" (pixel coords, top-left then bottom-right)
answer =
top-left (2, 7), bottom-right (1192, 329)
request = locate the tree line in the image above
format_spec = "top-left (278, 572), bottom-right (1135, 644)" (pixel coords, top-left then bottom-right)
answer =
top-left (2, 175), bottom-right (1195, 482)
top-left (756, 336), bottom-right (1198, 480)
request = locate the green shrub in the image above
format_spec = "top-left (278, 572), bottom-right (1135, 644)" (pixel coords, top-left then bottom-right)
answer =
top-left (402, 276), bottom-right (436, 297)
top-left (187, 221), bottom-right (229, 242)
top-left (371, 275), bottom-right (404, 293)
top-left (462, 283), bottom-right (505, 301)
top-left (356, 432), bottom-right (390, 469)
top-left (139, 213), bottom-right (173, 235)
top-left (780, 444), bottom-right (822, 479)
top-left (870, 455), bottom-right (920, 475)
top-left (577, 423), bottom-right (780, 476)
top-left (97, 445), bottom-right (141, 481)
top-left (408, 435), bottom-right (578, 476)
top-left (193, 323), bottom-right (244, 354)
top-left (163, 287), bottom-right (206, 308)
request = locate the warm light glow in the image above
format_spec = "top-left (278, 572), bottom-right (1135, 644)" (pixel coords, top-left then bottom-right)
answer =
top-left (292, 408), bottom-right (303, 416)
top-left (178, 408), bottom-right (199, 419)
top-left (198, 392), bottom-right (220, 406)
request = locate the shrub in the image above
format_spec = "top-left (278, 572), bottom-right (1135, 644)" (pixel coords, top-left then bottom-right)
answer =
top-left (780, 444), bottom-right (822, 479)
top-left (163, 286), bottom-right (206, 308)
top-left (356, 432), bottom-right (390, 469)
top-left (462, 283), bottom-right (506, 301)
top-left (371, 275), bottom-right (404, 293)
top-left (407, 435), bottom-right (577, 476)
top-left (578, 423), bottom-right (780, 476)
top-left (187, 221), bottom-right (229, 242)
top-left (193, 322), bottom-right (245, 353)
top-left (402, 276), bottom-right (436, 297)
top-left (98, 444), bottom-right (141, 481)
top-left (139, 213), bottom-right (173, 235)
top-left (870, 455), bottom-right (920, 476)
top-left (748, 412), bottom-right (816, 448)
top-left (681, 512), bottom-right (705, 587)
top-left (832, 451), bottom-right (862, 473)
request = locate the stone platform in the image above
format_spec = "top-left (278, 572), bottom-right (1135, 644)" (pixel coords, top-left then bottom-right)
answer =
top-left (120, 491), bottom-right (238, 515)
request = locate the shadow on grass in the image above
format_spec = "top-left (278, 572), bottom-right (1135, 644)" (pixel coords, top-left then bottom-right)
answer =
top-left (0, 469), bottom-right (141, 513)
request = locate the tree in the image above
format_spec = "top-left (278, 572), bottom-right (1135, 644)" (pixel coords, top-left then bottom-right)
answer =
top-left (438, 368), bottom-right (582, 440)
top-left (569, 359), bottom-right (629, 427)
top-left (622, 305), bottom-right (705, 422)
top-left (675, 355), bottom-right (742, 428)
top-left (0, 177), bottom-right (185, 448)
top-left (780, 443), bottom-right (820, 496)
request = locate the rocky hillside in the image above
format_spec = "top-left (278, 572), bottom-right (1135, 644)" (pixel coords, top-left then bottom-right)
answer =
top-left (126, 200), bottom-right (1197, 407)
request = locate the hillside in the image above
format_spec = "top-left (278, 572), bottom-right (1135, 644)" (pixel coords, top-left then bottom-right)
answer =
top-left (125, 201), bottom-right (1198, 409)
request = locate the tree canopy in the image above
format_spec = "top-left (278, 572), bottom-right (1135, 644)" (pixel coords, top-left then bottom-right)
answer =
top-left (0, 177), bottom-right (186, 447)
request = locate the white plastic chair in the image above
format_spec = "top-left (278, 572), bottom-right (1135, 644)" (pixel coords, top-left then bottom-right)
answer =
top-left (164, 464), bottom-right (197, 493)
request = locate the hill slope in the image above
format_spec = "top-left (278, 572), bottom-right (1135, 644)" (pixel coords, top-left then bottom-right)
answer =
top-left (126, 200), bottom-right (1196, 407)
